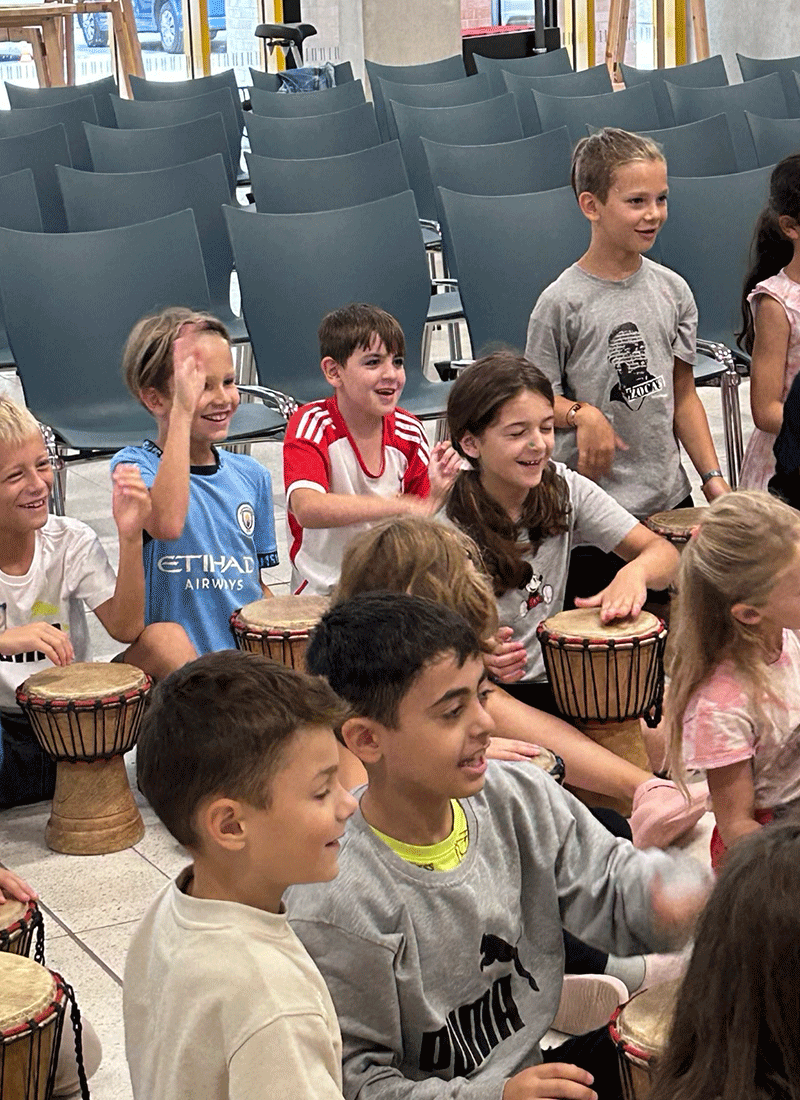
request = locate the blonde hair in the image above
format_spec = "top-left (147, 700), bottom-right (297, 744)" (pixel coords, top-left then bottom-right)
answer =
top-left (571, 127), bottom-right (665, 202)
top-left (123, 307), bottom-right (229, 403)
top-left (0, 397), bottom-right (43, 449)
top-left (667, 491), bottom-right (800, 783)
top-left (334, 516), bottom-right (499, 644)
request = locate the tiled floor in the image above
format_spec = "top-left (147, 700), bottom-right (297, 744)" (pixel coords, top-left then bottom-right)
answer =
top-left (0, 361), bottom-right (749, 1097)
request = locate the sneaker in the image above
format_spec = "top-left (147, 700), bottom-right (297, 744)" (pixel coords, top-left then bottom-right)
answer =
top-left (629, 777), bottom-right (709, 849)
top-left (551, 973), bottom-right (629, 1035)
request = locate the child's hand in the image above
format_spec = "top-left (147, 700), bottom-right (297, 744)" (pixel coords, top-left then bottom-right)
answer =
top-left (0, 623), bottom-right (73, 667)
top-left (650, 869), bottom-right (711, 946)
top-left (701, 475), bottom-right (731, 502)
top-left (484, 627), bottom-right (527, 682)
top-left (503, 1062), bottom-right (597, 1100)
top-left (0, 868), bottom-right (38, 903)
top-left (574, 407), bottom-right (628, 480)
top-left (112, 464), bottom-right (153, 540)
top-left (427, 441), bottom-right (463, 507)
top-left (171, 325), bottom-right (207, 416)
top-left (575, 565), bottom-right (647, 624)
top-left (487, 737), bottom-right (543, 763)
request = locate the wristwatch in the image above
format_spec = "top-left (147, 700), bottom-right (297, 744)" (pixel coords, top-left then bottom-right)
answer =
top-left (565, 402), bottom-right (583, 429)
top-left (700, 469), bottom-right (724, 486)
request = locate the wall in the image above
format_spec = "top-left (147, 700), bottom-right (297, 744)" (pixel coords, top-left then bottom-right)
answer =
top-left (340, 0), bottom-right (462, 83)
top-left (704, 0), bottom-right (800, 78)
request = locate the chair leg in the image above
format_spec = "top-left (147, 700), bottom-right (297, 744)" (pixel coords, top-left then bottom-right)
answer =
top-left (41, 425), bottom-right (66, 515)
top-left (422, 323), bottom-right (433, 371)
top-left (433, 416), bottom-right (448, 444)
top-left (721, 362), bottom-right (743, 490)
top-left (235, 343), bottom-right (256, 388)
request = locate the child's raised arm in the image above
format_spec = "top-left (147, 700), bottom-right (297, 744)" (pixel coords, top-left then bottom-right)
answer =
top-left (93, 464), bottom-right (150, 643)
top-left (749, 296), bottom-right (792, 435)
top-left (672, 359), bottom-right (730, 501)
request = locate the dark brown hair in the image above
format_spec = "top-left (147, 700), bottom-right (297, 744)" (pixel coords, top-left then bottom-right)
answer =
top-left (318, 302), bottom-right (405, 365)
top-left (123, 307), bottom-right (229, 401)
top-left (136, 651), bottom-right (347, 849)
top-left (446, 351), bottom-right (570, 596)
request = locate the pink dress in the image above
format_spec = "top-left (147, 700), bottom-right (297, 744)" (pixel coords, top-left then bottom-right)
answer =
top-left (739, 270), bottom-right (800, 491)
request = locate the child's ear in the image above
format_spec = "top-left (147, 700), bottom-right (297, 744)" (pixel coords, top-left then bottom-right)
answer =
top-left (459, 432), bottom-right (480, 460)
top-left (140, 386), bottom-right (169, 416)
top-left (731, 602), bottom-right (763, 627)
top-left (200, 797), bottom-right (247, 851)
top-left (321, 356), bottom-right (343, 388)
top-left (778, 215), bottom-right (800, 242)
top-left (341, 716), bottom-right (383, 765)
top-left (578, 191), bottom-right (601, 222)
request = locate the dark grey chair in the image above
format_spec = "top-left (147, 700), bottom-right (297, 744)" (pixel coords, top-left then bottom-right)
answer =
top-left (745, 111), bottom-right (800, 167)
top-left (380, 73), bottom-right (492, 141)
top-left (0, 123), bottom-right (71, 231)
top-left (110, 89), bottom-right (240, 179)
top-left (84, 113), bottom-right (235, 193)
top-left (365, 54), bottom-right (466, 141)
top-left (5, 75), bottom-right (118, 129)
top-left (533, 82), bottom-right (659, 145)
top-left (0, 168), bottom-right (43, 368)
top-left (391, 94), bottom-right (523, 224)
top-left (0, 96), bottom-right (97, 171)
top-left (56, 155), bottom-right (245, 341)
top-left (637, 114), bottom-right (738, 176)
top-left (620, 55), bottom-right (729, 126)
top-left (503, 63), bottom-right (613, 135)
top-left (738, 53), bottom-right (800, 117)
top-left (224, 190), bottom-right (451, 420)
top-left (249, 79), bottom-right (365, 116)
top-left (665, 72), bottom-right (788, 171)
top-left (474, 47), bottom-right (572, 97)
top-left (249, 60), bottom-right (354, 91)
top-left (129, 69), bottom-right (245, 137)
top-left (246, 102), bottom-right (380, 158)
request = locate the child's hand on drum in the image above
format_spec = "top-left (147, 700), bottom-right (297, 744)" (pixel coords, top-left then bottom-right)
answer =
top-left (427, 442), bottom-right (463, 508)
top-left (575, 563), bottom-right (647, 624)
top-left (650, 868), bottom-right (712, 946)
top-left (0, 868), bottom-right (37, 904)
top-left (0, 623), bottom-right (73, 667)
top-left (485, 627), bottom-right (527, 682)
top-left (112, 464), bottom-right (153, 540)
top-left (172, 323), bottom-right (207, 417)
top-left (502, 1062), bottom-right (597, 1100)
top-left (486, 738), bottom-right (542, 763)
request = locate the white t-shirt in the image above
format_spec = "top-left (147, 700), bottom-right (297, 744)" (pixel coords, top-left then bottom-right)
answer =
top-left (124, 868), bottom-right (344, 1100)
top-left (0, 516), bottom-right (117, 710)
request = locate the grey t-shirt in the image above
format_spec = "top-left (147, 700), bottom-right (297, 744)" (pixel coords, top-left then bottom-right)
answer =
top-left (525, 256), bottom-right (696, 519)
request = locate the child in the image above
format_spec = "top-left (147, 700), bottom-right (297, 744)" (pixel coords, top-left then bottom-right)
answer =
top-left (666, 490), bottom-right (800, 870)
top-left (525, 128), bottom-right (728, 602)
top-left (283, 302), bottom-right (460, 596)
top-left (738, 154), bottom-right (800, 491)
top-left (288, 593), bottom-right (710, 1099)
top-left (0, 397), bottom-right (189, 809)
top-left (650, 822), bottom-right (800, 1100)
top-left (124, 650), bottom-right (356, 1100)
top-left (337, 516), bottom-right (706, 851)
top-left (111, 308), bottom-right (279, 654)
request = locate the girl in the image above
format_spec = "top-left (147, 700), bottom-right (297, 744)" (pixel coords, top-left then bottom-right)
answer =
top-left (738, 154), bottom-right (800, 491)
top-left (650, 821), bottom-right (800, 1100)
top-left (666, 490), bottom-right (800, 870)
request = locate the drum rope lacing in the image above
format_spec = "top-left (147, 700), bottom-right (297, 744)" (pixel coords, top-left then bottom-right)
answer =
top-left (0, 904), bottom-right (44, 960)
top-left (20, 690), bottom-right (147, 762)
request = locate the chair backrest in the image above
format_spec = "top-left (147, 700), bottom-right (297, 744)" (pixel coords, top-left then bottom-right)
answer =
top-left (439, 185), bottom-right (589, 354)
top-left (246, 101), bottom-right (381, 159)
top-left (365, 54), bottom-right (466, 140)
top-left (474, 47), bottom-right (572, 96)
top-left (246, 140), bottom-right (408, 213)
top-left (0, 123), bottom-right (71, 232)
top-left (745, 111), bottom-right (800, 168)
top-left (392, 94), bottom-right (523, 223)
top-left (249, 79), bottom-right (365, 117)
top-left (129, 69), bottom-right (245, 136)
top-left (533, 82), bottom-right (659, 145)
top-left (620, 55), bottom-right (729, 126)
top-left (637, 114), bottom-right (738, 176)
top-left (249, 60), bottom-right (355, 92)
top-left (5, 75), bottom-right (118, 129)
top-left (738, 53), bottom-right (800, 117)
top-left (223, 191), bottom-right (433, 406)
top-left (666, 72), bottom-right (788, 172)
top-left (111, 88), bottom-right (240, 173)
top-left (657, 165), bottom-right (772, 350)
top-left (0, 168), bottom-right (43, 361)
top-left (85, 113), bottom-right (234, 192)
top-left (0, 209), bottom-right (209, 441)
top-left (380, 73), bottom-right (492, 141)
top-left (503, 63), bottom-right (613, 134)
top-left (57, 154), bottom-right (234, 322)
top-left (0, 96), bottom-right (97, 172)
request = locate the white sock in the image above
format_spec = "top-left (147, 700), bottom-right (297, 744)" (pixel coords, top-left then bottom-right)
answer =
top-left (604, 954), bottom-right (645, 996)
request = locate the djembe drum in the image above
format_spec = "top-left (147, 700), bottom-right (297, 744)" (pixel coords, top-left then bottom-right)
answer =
top-left (0, 899), bottom-right (43, 959)
top-left (16, 663), bottom-right (151, 856)
top-left (609, 980), bottom-right (680, 1099)
top-left (645, 507), bottom-right (707, 548)
top-left (230, 595), bottom-right (329, 669)
top-left (0, 954), bottom-right (69, 1100)
top-left (530, 747), bottom-right (566, 785)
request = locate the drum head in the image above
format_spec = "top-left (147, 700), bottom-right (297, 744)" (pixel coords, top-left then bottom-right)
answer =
top-left (0, 954), bottom-right (55, 1031)
top-left (0, 899), bottom-right (29, 934)
top-left (646, 507), bottom-right (707, 540)
top-left (541, 608), bottom-right (663, 642)
top-left (237, 594), bottom-right (329, 632)
top-left (615, 979), bottom-right (680, 1058)
top-left (19, 662), bottom-right (148, 702)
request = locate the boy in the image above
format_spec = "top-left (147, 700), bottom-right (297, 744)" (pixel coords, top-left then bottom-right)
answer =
top-left (283, 302), bottom-right (459, 595)
top-left (288, 593), bottom-right (710, 1099)
top-left (0, 397), bottom-right (189, 808)
top-left (124, 651), bottom-right (357, 1100)
top-left (525, 129), bottom-right (729, 599)
top-left (111, 308), bottom-right (279, 654)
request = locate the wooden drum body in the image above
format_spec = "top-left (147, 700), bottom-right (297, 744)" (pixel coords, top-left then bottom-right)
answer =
top-left (230, 595), bottom-right (329, 669)
top-left (0, 954), bottom-right (66, 1100)
top-left (16, 663), bottom-right (151, 856)
top-left (610, 980), bottom-right (680, 1100)
top-left (0, 899), bottom-right (43, 958)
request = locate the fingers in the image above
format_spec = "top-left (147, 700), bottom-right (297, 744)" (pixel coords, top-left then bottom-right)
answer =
top-left (0, 869), bottom-right (38, 903)
top-left (39, 624), bottom-right (74, 667)
top-left (486, 738), bottom-right (542, 762)
top-left (573, 594), bottom-right (603, 609)
top-left (614, 433), bottom-right (630, 451)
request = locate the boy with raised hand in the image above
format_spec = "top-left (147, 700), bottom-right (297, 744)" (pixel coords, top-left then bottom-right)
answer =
top-left (124, 650), bottom-right (357, 1100)
top-left (283, 302), bottom-right (460, 596)
top-left (289, 593), bottom-right (710, 1100)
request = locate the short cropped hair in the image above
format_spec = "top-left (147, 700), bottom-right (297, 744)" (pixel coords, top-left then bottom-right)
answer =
top-left (0, 398), bottom-right (43, 450)
top-left (305, 592), bottom-right (483, 729)
top-left (136, 651), bottom-right (347, 849)
top-left (123, 306), bottom-right (230, 402)
top-left (318, 303), bottom-right (405, 366)
top-left (571, 127), bottom-right (665, 202)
